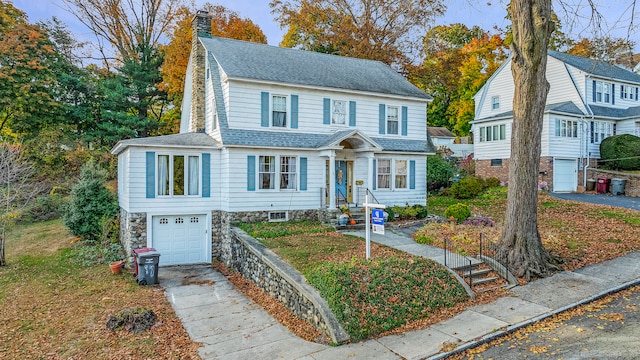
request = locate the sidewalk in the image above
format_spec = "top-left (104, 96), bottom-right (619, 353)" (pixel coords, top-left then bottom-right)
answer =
top-left (161, 229), bottom-right (640, 359)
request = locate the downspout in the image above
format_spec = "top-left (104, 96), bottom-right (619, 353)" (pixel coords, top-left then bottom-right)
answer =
top-left (583, 74), bottom-right (595, 187)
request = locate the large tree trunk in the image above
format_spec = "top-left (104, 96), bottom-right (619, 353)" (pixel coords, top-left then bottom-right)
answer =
top-left (495, 0), bottom-right (558, 280)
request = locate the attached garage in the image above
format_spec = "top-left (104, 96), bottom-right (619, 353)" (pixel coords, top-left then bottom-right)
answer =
top-left (553, 158), bottom-right (577, 192)
top-left (152, 214), bottom-right (209, 266)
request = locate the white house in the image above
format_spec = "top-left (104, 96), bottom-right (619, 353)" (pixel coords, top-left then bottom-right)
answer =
top-left (111, 11), bottom-right (435, 266)
top-left (472, 50), bottom-right (640, 192)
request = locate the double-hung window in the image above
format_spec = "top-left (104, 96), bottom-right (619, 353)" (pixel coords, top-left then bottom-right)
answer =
top-left (555, 119), bottom-right (578, 138)
top-left (280, 156), bottom-right (297, 190)
top-left (395, 160), bottom-right (407, 189)
top-left (157, 155), bottom-right (199, 196)
top-left (478, 125), bottom-right (506, 142)
top-left (377, 159), bottom-right (391, 189)
top-left (332, 100), bottom-right (346, 125)
top-left (272, 96), bottom-right (287, 127)
top-left (595, 81), bottom-right (603, 102)
top-left (387, 106), bottom-right (399, 134)
top-left (491, 96), bottom-right (500, 110)
top-left (259, 156), bottom-right (276, 189)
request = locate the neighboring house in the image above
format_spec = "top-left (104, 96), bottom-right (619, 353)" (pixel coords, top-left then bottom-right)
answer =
top-left (472, 50), bottom-right (640, 192)
top-left (111, 11), bottom-right (435, 266)
top-left (427, 127), bottom-right (474, 158)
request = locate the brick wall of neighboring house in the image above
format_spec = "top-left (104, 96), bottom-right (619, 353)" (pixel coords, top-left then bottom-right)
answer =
top-left (476, 157), bottom-right (555, 189)
top-left (475, 158), bottom-right (510, 183)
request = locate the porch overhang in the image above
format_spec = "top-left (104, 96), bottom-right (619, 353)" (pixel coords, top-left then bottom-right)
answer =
top-left (316, 129), bottom-right (383, 152)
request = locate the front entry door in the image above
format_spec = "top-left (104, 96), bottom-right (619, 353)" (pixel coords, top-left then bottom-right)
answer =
top-left (335, 160), bottom-right (353, 203)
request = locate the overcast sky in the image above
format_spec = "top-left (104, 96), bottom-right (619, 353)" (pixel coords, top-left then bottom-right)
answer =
top-left (12, 0), bottom-right (640, 49)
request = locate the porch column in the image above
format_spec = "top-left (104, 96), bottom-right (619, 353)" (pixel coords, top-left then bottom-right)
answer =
top-left (367, 153), bottom-right (375, 192)
top-left (329, 152), bottom-right (336, 209)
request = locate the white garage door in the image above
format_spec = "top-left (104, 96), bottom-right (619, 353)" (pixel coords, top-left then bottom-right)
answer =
top-left (553, 159), bottom-right (577, 192)
top-left (152, 214), bottom-right (208, 266)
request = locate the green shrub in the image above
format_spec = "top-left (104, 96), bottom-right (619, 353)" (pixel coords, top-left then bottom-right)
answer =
top-left (600, 134), bottom-right (640, 170)
top-left (415, 234), bottom-right (435, 245)
top-left (63, 161), bottom-right (118, 243)
top-left (444, 203), bottom-right (471, 223)
top-left (385, 207), bottom-right (396, 221)
top-left (18, 193), bottom-right (67, 223)
top-left (450, 176), bottom-right (484, 199)
top-left (485, 177), bottom-right (501, 188)
top-left (427, 155), bottom-right (455, 191)
top-left (307, 257), bottom-right (468, 340)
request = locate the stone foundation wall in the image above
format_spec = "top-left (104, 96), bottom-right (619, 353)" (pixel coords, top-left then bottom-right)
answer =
top-left (228, 228), bottom-right (349, 344)
top-left (119, 209), bottom-right (148, 265)
top-left (587, 169), bottom-right (640, 197)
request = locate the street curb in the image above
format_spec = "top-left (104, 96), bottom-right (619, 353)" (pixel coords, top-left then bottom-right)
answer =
top-left (426, 277), bottom-right (640, 360)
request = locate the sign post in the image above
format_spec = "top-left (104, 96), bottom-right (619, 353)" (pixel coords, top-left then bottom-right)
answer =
top-left (364, 193), bottom-right (386, 260)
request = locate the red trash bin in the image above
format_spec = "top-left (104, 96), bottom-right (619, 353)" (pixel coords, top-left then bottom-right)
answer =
top-left (133, 247), bottom-right (156, 277)
top-left (596, 178), bottom-right (610, 194)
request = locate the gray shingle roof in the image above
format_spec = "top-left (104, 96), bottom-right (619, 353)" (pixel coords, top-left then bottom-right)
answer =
top-left (221, 128), bottom-right (434, 153)
top-left (372, 137), bottom-right (435, 153)
top-left (111, 132), bottom-right (220, 154)
top-left (473, 101), bottom-right (585, 122)
top-left (590, 105), bottom-right (640, 118)
top-left (200, 36), bottom-right (430, 99)
top-left (549, 50), bottom-right (640, 84)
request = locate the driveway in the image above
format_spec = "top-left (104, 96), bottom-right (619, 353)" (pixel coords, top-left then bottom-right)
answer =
top-left (549, 192), bottom-right (640, 210)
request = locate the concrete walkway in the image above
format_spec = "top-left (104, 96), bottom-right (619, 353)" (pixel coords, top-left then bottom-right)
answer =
top-left (161, 232), bottom-right (640, 360)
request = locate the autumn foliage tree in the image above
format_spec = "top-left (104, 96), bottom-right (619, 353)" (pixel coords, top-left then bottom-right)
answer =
top-left (413, 24), bottom-right (507, 135)
top-left (0, 22), bottom-right (62, 138)
top-left (270, 0), bottom-right (445, 70)
top-left (161, 3), bottom-right (267, 130)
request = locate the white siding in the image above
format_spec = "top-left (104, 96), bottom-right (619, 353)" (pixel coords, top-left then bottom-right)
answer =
top-left (546, 115), bottom-right (588, 158)
top-left (224, 149), bottom-right (325, 212)
top-left (126, 147), bottom-right (220, 214)
top-left (472, 120), bottom-right (512, 160)
top-left (475, 62), bottom-right (515, 120)
top-left (546, 58), bottom-right (587, 112)
top-left (118, 151), bottom-right (130, 211)
top-left (370, 155), bottom-right (426, 207)
top-left (224, 80), bottom-right (427, 141)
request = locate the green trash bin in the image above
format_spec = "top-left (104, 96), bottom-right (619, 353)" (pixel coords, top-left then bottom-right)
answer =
top-left (136, 251), bottom-right (161, 285)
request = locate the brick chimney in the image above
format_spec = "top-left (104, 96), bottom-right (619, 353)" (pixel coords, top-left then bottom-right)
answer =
top-left (189, 10), bottom-right (212, 133)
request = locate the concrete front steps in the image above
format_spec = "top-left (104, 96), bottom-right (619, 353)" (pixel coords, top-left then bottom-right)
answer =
top-left (452, 261), bottom-right (511, 294)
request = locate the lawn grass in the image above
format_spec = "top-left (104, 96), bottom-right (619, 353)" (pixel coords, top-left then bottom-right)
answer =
top-left (0, 220), bottom-right (199, 359)
top-left (425, 188), bottom-right (640, 271)
top-left (241, 221), bottom-right (470, 340)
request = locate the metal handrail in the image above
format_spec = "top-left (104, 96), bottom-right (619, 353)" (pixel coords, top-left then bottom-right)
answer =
top-left (444, 237), bottom-right (473, 288)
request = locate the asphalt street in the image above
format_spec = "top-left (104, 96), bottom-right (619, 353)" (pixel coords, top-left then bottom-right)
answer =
top-left (457, 286), bottom-right (640, 359)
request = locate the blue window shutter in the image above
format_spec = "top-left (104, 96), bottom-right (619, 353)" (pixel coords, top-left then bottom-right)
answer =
top-left (300, 157), bottom-right (307, 191)
top-left (612, 84), bottom-right (615, 105)
top-left (247, 156), bottom-right (256, 191)
top-left (592, 81), bottom-right (596, 102)
top-left (349, 101), bottom-right (356, 126)
top-left (372, 159), bottom-right (377, 190)
top-left (378, 104), bottom-right (386, 134)
top-left (409, 160), bottom-right (416, 189)
top-left (401, 106), bottom-right (408, 136)
top-left (621, 85), bottom-right (624, 99)
top-left (323, 98), bottom-right (331, 124)
top-left (146, 152), bottom-right (155, 198)
top-left (261, 92), bottom-right (269, 127)
top-left (202, 153), bottom-right (210, 198)
top-left (636, 87), bottom-right (639, 100)
top-left (291, 94), bottom-right (299, 129)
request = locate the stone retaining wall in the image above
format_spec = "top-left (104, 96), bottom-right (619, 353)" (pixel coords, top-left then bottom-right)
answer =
top-left (227, 228), bottom-right (349, 344)
top-left (587, 169), bottom-right (640, 197)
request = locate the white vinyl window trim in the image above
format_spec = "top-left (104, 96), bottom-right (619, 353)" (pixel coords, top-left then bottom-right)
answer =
top-left (157, 154), bottom-right (200, 197)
